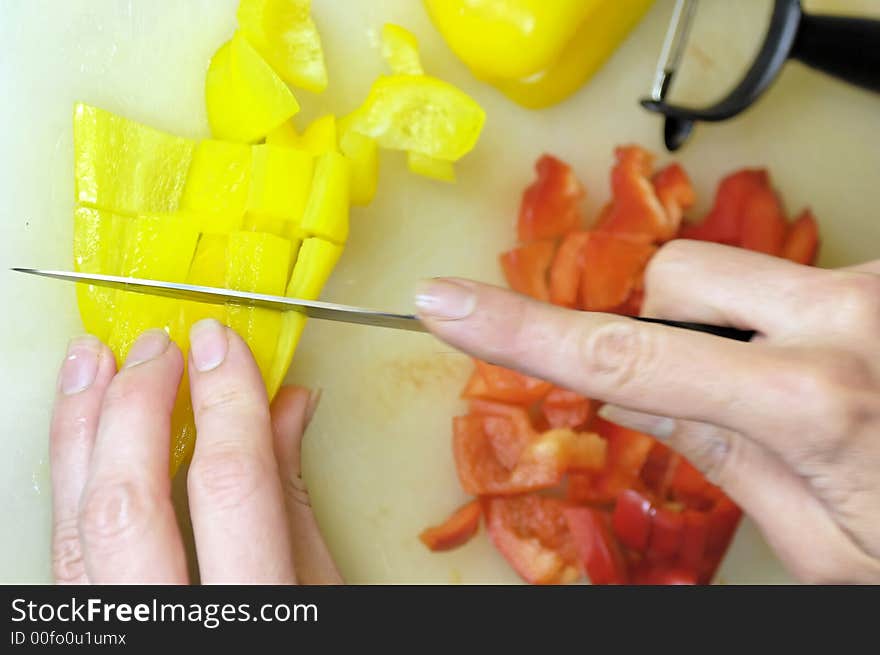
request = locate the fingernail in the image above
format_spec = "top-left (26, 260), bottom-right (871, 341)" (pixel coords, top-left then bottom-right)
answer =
top-left (59, 335), bottom-right (102, 395)
top-left (415, 279), bottom-right (476, 320)
top-left (190, 319), bottom-right (229, 372)
top-left (598, 404), bottom-right (676, 440)
top-left (304, 388), bottom-right (322, 426)
top-left (123, 329), bottom-right (170, 369)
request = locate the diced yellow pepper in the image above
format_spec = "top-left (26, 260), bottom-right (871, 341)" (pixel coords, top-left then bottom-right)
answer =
top-left (266, 237), bottom-right (343, 396)
top-left (237, 0), bottom-right (329, 93)
top-left (72, 207), bottom-right (128, 341)
top-left (338, 125), bottom-right (379, 206)
top-left (348, 75), bottom-right (485, 162)
top-left (265, 120), bottom-right (300, 148)
top-left (73, 103), bottom-right (195, 215)
top-left (225, 231), bottom-right (292, 382)
top-left (299, 114), bottom-right (338, 155)
top-left (299, 151), bottom-right (350, 244)
top-left (246, 144), bottom-right (314, 230)
top-left (206, 32), bottom-right (300, 143)
top-left (106, 214), bottom-right (200, 366)
top-left (407, 151), bottom-right (456, 183)
top-left (382, 23), bottom-right (424, 76)
top-left (180, 140), bottom-right (252, 232)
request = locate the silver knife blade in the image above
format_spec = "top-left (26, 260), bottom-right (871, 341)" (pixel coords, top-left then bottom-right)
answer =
top-left (12, 268), bottom-right (427, 333)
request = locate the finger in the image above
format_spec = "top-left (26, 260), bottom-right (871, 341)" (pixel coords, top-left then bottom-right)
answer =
top-left (49, 335), bottom-right (116, 584)
top-left (642, 240), bottom-right (826, 335)
top-left (843, 259), bottom-right (880, 275)
top-left (415, 278), bottom-right (788, 437)
top-left (79, 329), bottom-right (188, 584)
top-left (187, 319), bottom-right (295, 584)
top-left (598, 404), bottom-right (880, 583)
top-left (271, 386), bottom-right (343, 585)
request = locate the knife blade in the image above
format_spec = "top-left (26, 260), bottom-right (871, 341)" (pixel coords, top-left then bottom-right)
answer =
top-left (11, 268), bottom-right (756, 341)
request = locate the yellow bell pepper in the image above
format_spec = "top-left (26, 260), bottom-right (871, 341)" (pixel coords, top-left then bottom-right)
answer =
top-left (382, 23), bottom-right (424, 76)
top-left (299, 151), bottom-right (350, 244)
top-left (424, 0), bottom-right (654, 109)
top-left (338, 116), bottom-right (379, 207)
top-left (181, 140), bottom-right (251, 232)
top-left (407, 151), bottom-right (456, 183)
top-left (237, 0), bottom-right (329, 93)
top-left (299, 114), bottom-right (338, 155)
top-left (246, 144), bottom-right (314, 226)
top-left (266, 120), bottom-right (300, 148)
top-left (266, 237), bottom-right (343, 396)
top-left (206, 32), bottom-right (300, 143)
top-left (73, 103), bottom-right (195, 216)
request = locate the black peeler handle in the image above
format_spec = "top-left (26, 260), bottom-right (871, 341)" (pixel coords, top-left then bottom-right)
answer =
top-left (632, 317), bottom-right (756, 342)
top-left (789, 12), bottom-right (880, 94)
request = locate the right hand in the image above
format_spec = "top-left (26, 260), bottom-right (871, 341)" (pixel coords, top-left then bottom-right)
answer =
top-left (416, 240), bottom-right (880, 584)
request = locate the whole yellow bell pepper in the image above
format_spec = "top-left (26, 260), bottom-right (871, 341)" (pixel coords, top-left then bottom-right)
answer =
top-left (424, 0), bottom-right (654, 109)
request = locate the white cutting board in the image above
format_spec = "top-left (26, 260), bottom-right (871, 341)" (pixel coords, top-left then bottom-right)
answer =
top-left (1, 0), bottom-right (878, 583)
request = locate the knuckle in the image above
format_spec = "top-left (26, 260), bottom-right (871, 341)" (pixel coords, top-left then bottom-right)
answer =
top-left (822, 273), bottom-right (880, 330)
top-left (79, 480), bottom-right (155, 548)
top-left (52, 518), bottom-right (86, 584)
top-left (188, 448), bottom-right (266, 510)
top-left (645, 240), bottom-right (697, 286)
top-left (579, 321), bottom-right (655, 390)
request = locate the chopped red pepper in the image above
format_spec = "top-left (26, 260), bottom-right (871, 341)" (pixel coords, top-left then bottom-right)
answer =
top-left (549, 231), bottom-right (590, 307)
top-left (739, 186), bottom-right (788, 255)
top-left (678, 509), bottom-right (710, 576)
top-left (652, 162), bottom-right (695, 228)
top-left (518, 155), bottom-right (585, 242)
top-left (680, 169), bottom-right (768, 245)
top-left (500, 239), bottom-right (556, 301)
top-left (632, 564), bottom-right (697, 585)
top-left (564, 506), bottom-right (629, 585)
top-left (420, 500), bottom-right (482, 552)
top-left (612, 489), bottom-right (655, 551)
top-left (540, 387), bottom-right (593, 430)
top-left (471, 360), bottom-right (553, 405)
top-left (782, 209), bottom-right (820, 265)
top-left (647, 504), bottom-right (685, 560)
top-left (579, 232), bottom-right (656, 311)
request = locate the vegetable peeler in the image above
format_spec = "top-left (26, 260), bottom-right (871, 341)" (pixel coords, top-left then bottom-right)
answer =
top-left (12, 268), bottom-right (756, 342)
top-left (642, 0), bottom-right (880, 151)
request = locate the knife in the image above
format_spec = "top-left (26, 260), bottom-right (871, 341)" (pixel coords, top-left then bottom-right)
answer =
top-left (11, 268), bottom-right (756, 341)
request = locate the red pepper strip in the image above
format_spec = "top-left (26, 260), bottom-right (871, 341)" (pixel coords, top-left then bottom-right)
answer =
top-left (579, 232), bottom-right (656, 311)
top-left (612, 489), bottom-right (655, 551)
top-left (647, 504), bottom-right (685, 560)
top-left (678, 509), bottom-right (710, 577)
top-left (549, 231), bottom-right (590, 307)
top-left (679, 169), bottom-right (768, 245)
top-left (564, 507), bottom-right (629, 585)
top-left (652, 163), bottom-right (695, 230)
top-left (782, 209), bottom-right (820, 265)
top-left (595, 145), bottom-right (672, 242)
top-left (500, 239), bottom-right (556, 302)
top-left (700, 496), bottom-right (743, 582)
top-left (592, 418), bottom-right (656, 501)
top-left (483, 496), bottom-right (580, 585)
top-left (540, 386), bottom-right (593, 430)
top-left (461, 369), bottom-right (489, 399)
top-left (419, 500), bottom-right (482, 552)
top-left (472, 360), bottom-right (553, 405)
top-left (482, 415), bottom-right (532, 470)
top-left (518, 155), bottom-right (585, 243)
top-left (632, 564), bottom-right (697, 585)
top-left (739, 185), bottom-right (788, 256)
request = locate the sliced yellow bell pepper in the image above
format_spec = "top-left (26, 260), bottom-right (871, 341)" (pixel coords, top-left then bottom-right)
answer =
top-left (180, 140), bottom-right (252, 232)
top-left (73, 103), bottom-right (195, 215)
top-left (299, 151), bottom-right (350, 244)
top-left (407, 151), bottom-right (456, 183)
top-left (225, 231), bottom-right (292, 383)
top-left (347, 75), bottom-right (485, 161)
top-left (246, 144), bottom-right (314, 225)
top-left (382, 23), bottom-right (424, 76)
top-left (237, 0), bottom-right (329, 93)
top-left (206, 32), bottom-right (300, 143)
top-left (266, 237), bottom-right (343, 396)
top-left (72, 207), bottom-right (128, 342)
top-left (265, 120), bottom-right (300, 148)
top-left (299, 114), bottom-right (338, 155)
top-left (337, 115), bottom-right (379, 207)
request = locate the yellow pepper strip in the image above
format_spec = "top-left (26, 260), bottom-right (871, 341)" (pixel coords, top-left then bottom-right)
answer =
top-left (265, 120), bottom-right (300, 148)
top-left (407, 151), bottom-right (456, 183)
top-left (73, 103), bottom-right (195, 216)
top-left (299, 114), bottom-right (338, 155)
top-left (423, 0), bottom-right (601, 80)
top-left (225, 231), bottom-right (292, 383)
top-left (337, 115), bottom-right (379, 207)
top-left (347, 75), bottom-right (485, 161)
top-left (382, 23), bottom-right (424, 76)
top-left (206, 32), bottom-right (300, 143)
top-left (246, 144), bottom-right (314, 225)
top-left (106, 214), bottom-right (200, 367)
top-left (299, 151), bottom-right (350, 244)
top-left (72, 207), bottom-right (128, 342)
top-left (489, 0), bottom-right (655, 109)
top-left (266, 237), bottom-right (343, 397)
top-left (180, 140), bottom-right (252, 232)
top-left (237, 0), bottom-right (329, 94)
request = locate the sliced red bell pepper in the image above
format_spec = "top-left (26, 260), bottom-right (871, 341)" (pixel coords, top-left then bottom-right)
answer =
top-left (782, 209), bottom-right (820, 265)
top-left (608, 286), bottom-right (644, 317)
top-left (679, 169), bottom-right (768, 245)
top-left (461, 368), bottom-right (489, 399)
top-left (483, 496), bottom-right (580, 585)
top-left (592, 417), bottom-right (656, 501)
top-left (631, 564), bottom-right (697, 585)
top-left (678, 509), bottom-right (710, 577)
top-left (647, 504), bottom-right (685, 560)
top-left (518, 155), bottom-right (585, 242)
top-left (669, 457), bottom-right (708, 499)
top-left (739, 185), bottom-right (787, 256)
top-left (579, 232), bottom-right (656, 311)
top-left (612, 489), bottom-right (655, 551)
top-left (549, 230), bottom-right (590, 307)
top-left (595, 146), bottom-right (672, 242)
top-left (419, 500), bottom-right (482, 552)
top-left (540, 386), bottom-right (593, 430)
top-left (500, 239), bottom-right (556, 301)
top-left (652, 162), bottom-right (695, 229)
top-left (482, 414), bottom-right (531, 470)
top-left (472, 360), bottom-right (553, 405)
top-left (639, 440), bottom-right (675, 497)
top-left (564, 506), bottom-right (628, 585)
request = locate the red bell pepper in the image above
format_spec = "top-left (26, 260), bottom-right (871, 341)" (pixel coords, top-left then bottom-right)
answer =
top-left (652, 162), bottom-right (695, 228)
top-left (564, 506), bottom-right (629, 585)
top-left (739, 185), bottom-right (787, 256)
top-left (420, 500), bottom-right (482, 552)
top-left (782, 209), bottom-right (820, 265)
top-left (518, 155), bottom-right (585, 242)
top-left (500, 239), bottom-right (556, 301)
top-left (540, 386), bottom-right (593, 430)
top-left (579, 232), bottom-right (656, 311)
top-left (632, 564), bottom-right (697, 585)
top-left (612, 489), bottom-right (655, 551)
top-left (549, 231), bottom-right (590, 307)
top-left (678, 509), bottom-right (710, 577)
top-left (679, 169), bottom-right (768, 245)
top-left (471, 360), bottom-right (553, 405)
top-left (647, 504), bottom-right (685, 560)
